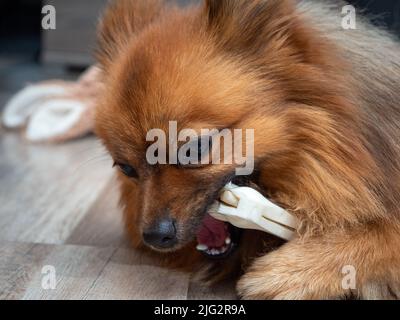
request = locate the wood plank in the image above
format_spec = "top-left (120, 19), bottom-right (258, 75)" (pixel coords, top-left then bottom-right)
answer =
top-left (0, 242), bottom-right (39, 300)
top-left (0, 242), bottom-right (195, 300)
top-left (0, 134), bottom-right (114, 244)
top-left (0, 242), bottom-right (238, 300)
top-left (83, 248), bottom-right (191, 300)
top-left (21, 244), bottom-right (116, 300)
top-left (66, 176), bottom-right (129, 248)
top-left (187, 280), bottom-right (237, 300)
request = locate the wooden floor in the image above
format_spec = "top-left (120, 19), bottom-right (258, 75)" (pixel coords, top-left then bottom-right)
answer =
top-left (0, 129), bottom-right (236, 300)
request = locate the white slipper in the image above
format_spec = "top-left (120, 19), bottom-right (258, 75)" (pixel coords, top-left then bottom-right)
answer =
top-left (26, 99), bottom-right (88, 142)
top-left (2, 84), bottom-right (68, 128)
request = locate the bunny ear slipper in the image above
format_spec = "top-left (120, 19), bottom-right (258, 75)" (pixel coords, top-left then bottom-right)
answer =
top-left (2, 82), bottom-right (72, 129)
top-left (25, 96), bottom-right (95, 143)
top-left (1, 66), bottom-right (101, 143)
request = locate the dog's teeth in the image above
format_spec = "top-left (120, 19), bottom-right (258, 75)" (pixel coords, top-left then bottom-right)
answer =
top-left (196, 244), bottom-right (208, 251)
top-left (225, 237), bottom-right (231, 245)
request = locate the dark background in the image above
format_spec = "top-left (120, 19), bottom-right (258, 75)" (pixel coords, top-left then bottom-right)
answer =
top-left (0, 0), bottom-right (399, 62)
top-left (0, 0), bottom-right (400, 63)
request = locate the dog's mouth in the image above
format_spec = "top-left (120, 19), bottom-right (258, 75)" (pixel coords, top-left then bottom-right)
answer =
top-left (195, 214), bottom-right (241, 259)
top-left (194, 176), bottom-right (258, 259)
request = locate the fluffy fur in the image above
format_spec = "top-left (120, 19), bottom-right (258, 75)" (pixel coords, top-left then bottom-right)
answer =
top-left (95, 0), bottom-right (400, 299)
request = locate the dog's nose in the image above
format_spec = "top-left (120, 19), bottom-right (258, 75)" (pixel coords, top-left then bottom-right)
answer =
top-left (142, 217), bottom-right (177, 249)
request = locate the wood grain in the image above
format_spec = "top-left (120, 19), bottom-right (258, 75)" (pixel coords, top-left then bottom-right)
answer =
top-left (0, 133), bottom-right (114, 244)
top-left (65, 176), bottom-right (129, 248)
top-left (84, 248), bottom-right (191, 300)
top-left (21, 244), bottom-right (116, 300)
top-left (0, 242), bottom-right (39, 300)
top-left (187, 280), bottom-right (238, 300)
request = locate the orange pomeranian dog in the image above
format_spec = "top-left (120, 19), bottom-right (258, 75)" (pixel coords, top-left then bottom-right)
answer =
top-left (94, 0), bottom-right (400, 299)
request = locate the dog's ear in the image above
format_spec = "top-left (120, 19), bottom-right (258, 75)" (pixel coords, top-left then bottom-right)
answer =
top-left (204, 0), bottom-right (297, 54)
top-left (96, 0), bottom-right (164, 68)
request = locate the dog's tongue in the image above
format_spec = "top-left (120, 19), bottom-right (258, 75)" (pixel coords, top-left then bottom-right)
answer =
top-left (196, 214), bottom-right (228, 248)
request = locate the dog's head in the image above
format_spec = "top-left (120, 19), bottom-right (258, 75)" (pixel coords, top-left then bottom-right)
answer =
top-left (95, 0), bottom-right (350, 256)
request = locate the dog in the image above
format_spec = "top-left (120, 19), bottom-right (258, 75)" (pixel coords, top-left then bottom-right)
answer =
top-left (94, 0), bottom-right (400, 299)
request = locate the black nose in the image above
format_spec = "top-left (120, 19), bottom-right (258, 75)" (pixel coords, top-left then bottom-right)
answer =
top-left (142, 217), bottom-right (177, 249)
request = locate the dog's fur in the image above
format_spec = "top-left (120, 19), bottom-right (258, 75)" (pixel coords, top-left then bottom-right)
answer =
top-left (95, 0), bottom-right (400, 299)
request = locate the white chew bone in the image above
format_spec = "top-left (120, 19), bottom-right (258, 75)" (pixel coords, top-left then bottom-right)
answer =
top-left (210, 183), bottom-right (299, 241)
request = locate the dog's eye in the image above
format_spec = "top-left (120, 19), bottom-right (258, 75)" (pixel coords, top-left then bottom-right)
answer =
top-left (114, 163), bottom-right (139, 178)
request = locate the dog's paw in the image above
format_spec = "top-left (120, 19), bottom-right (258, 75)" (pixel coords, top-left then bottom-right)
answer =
top-left (361, 281), bottom-right (400, 300)
top-left (236, 243), bottom-right (344, 300)
top-left (237, 238), bottom-right (400, 300)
